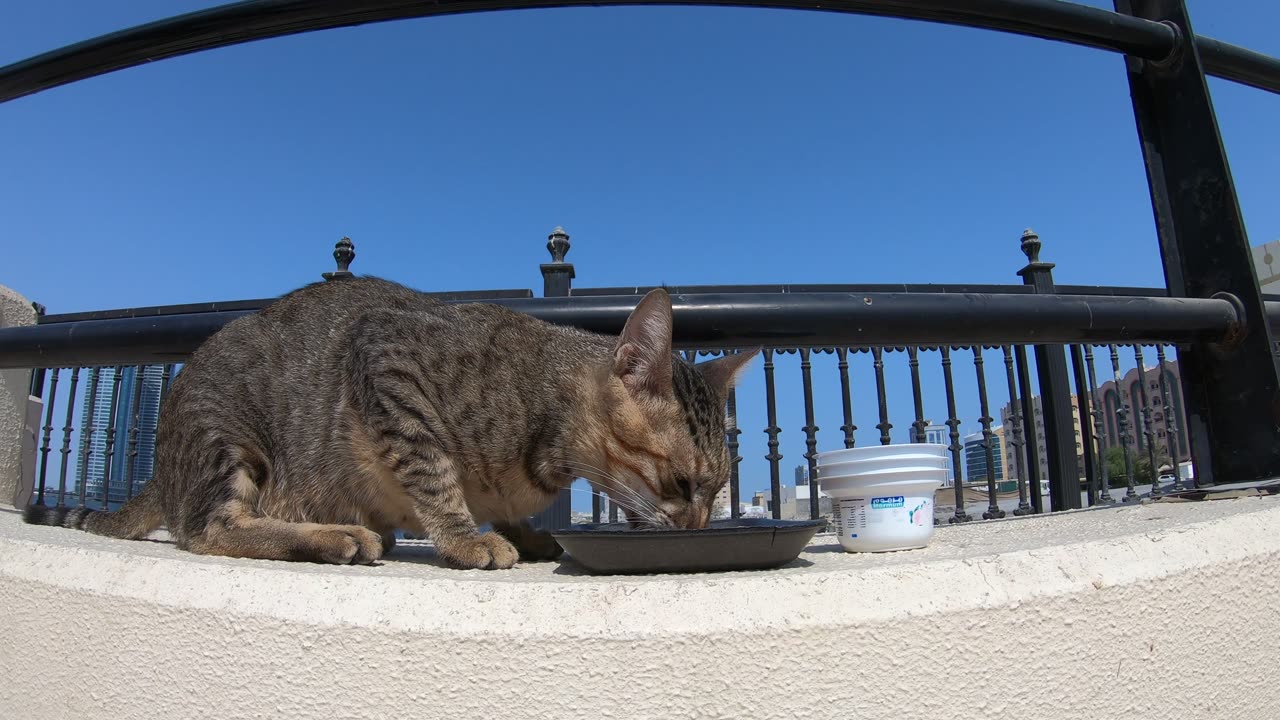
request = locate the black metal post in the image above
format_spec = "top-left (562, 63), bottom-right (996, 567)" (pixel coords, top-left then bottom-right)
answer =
top-left (800, 348), bottom-right (821, 520)
top-left (1015, 346), bottom-right (1044, 514)
top-left (837, 348), bottom-right (857, 449)
top-left (1118, 0), bottom-right (1280, 485)
top-left (1156, 344), bottom-right (1183, 490)
top-left (763, 349), bottom-right (783, 519)
top-left (1070, 345), bottom-right (1100, 506)
top-left (726, 370), bottom-right (743, 520)
top-left (872, 347), bottom-right (892, 445)
top-left (160, 363), bottom-right (175, 402)
top-left (99, 366), bottom-right (125, 509)
top-left (974, 347), bottom-right (1004, 519)
top-left (35, 367), bottom-right (60, 506)
top-left (908, 347), bottom-right (927, 444)
top-left (125, 365), bottom-right (145, 501)
top-left (56, 367), bottom-right (80, 507)
top-left (941, 347), bottom-right (971, 523)
top-left (1132, 345), bottom-right (1163, 498)
top-left (1085, 346), bottom-right (1116, 504)
top-left (78, 367), bottom-right (101, 508)
top-left (1004, 347), bottom-right (1033, 516)
top-left (1110, 345), bottom-right (1140, 501)
top-left (1017, 229), bottom-right (1082, 511)
top-left (534, 227), bottom-right (575, 531)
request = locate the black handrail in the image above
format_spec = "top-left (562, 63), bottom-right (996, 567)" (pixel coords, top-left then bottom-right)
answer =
top-left (1, 0), bottom-right (1277, 104)
top-left (0, 290), bottom-right (1245, 369)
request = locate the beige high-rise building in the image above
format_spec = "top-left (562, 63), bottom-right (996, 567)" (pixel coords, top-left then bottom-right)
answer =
top-left (999, 395), bottom-right (1084, 484)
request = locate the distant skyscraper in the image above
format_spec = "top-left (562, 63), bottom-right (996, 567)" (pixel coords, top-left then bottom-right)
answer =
top-left (75, 365), bottom-right (165, 506)
top-left (963, 430), bottom-right (1005, 485)
top-left (794, 464), bottom-right (808, 486)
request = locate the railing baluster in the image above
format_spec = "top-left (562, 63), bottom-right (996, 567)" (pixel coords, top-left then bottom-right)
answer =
top-left (1156, 345), bottom-right (1182, 491)
top-left (35, 368), bottom-right (60, 506)
top-left (1085, 346), bottom-right (1115, 504)
top-left (941, 347), bottom-right (971, 523)
top-left (1015, 346), bottom-right (1044, 513)
top-left (836, 348), bottom-right (856, 449)
top-left (974, 347), bottom-right (1004, 520)
top-left (872, 347), bottom-right (892, 446)
top-left (1109, 345), bottom-right (1139, 502)
top-left (56, 367), bottom-right (81, 507)
top-left (800, 348), bottom-right (820, 520)
top-left (1132, 345), bottom-right (1162, 499)
top-left (726, 354), bottom-right (743, 520)
top-left (160, 363), bottom-right (175, 402)
top-left (592, 488), bottom-right (602, 524)
top-left (77, 367), bottom-right (103, 508)
top-left (763, 349), bottom-right (782, 519)
top-left (908, 347), bottom-right (927, 444)
top-left (1003, 347), bottom-right (1033, 516)
top-left (1070, 344), bottom-right (1100, 506)
top-left (100, 366), bottom-right (125, 509)
top-left (124, 365), bottom-right (146, 501)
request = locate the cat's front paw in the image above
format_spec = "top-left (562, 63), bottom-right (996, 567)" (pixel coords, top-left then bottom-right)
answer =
top-left (436, 532), bottom-right (520, 570)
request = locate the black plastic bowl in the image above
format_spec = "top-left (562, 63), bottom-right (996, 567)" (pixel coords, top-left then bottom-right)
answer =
top-left (552, 518), bottom-right (826, 575)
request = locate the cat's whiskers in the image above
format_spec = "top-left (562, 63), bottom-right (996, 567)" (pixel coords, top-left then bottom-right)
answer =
top-left (561, 463), bottom-right (662, 525)
top-left (561, 460), bottom-right (662, 518)
top-left (566, 487), bottom-right (658, 526)
top-left (561, 459), bottom-right (659, 511)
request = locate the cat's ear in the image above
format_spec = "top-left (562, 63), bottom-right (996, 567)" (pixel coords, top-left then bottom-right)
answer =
top-left (613, 288), bottom-right (674, 397)
top-left (698, 348), bottom-right (760, 397)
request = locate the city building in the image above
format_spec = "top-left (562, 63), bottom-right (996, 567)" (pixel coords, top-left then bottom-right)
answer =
top-left (750, 483), bottom-right (830, 521)
top-left (713, 481), bottom-right (732, 519)
top-left (74, 365), bottom-right (165, 506)
top-left (963, 430), bottom-right (1004, 485)
top-left (997, 358), bottom-right (1189, 487)
top-left (999, 394), bottom-right (1084, 486)
top-left (1093, 362), bottom-right (1189, 464)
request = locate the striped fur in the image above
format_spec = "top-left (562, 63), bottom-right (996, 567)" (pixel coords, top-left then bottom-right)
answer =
top-left (23, 279), bottom-right (757, 569)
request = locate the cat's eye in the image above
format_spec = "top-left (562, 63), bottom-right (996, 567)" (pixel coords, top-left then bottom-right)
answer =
top-left (674, 475), bottom-right (693, 502)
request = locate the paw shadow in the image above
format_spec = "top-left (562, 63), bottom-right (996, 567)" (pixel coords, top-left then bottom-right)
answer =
top-left (549, 554), bottom-right (815, 576)
top-left (381, 542), bottom-right (457, 569)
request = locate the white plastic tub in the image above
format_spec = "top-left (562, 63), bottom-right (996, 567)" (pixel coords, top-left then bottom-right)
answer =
top-left (815, 443), bottom-right (948, 465)
top-left (824, 474), bottom-right (944, 552)
top-left (817, 455), bottom-right (950, 478)
top-left (816, 445), bottom-right (948, 553)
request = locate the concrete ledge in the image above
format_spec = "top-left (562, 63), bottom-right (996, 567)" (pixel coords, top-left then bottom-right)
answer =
top-left (2, 498), bottom-right (1279, 719)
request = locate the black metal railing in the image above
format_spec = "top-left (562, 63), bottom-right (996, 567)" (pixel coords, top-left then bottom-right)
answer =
top-left (0, 232), bottom-right (1250, 527)
top-left (3, 0), bottom-right (1280, 528)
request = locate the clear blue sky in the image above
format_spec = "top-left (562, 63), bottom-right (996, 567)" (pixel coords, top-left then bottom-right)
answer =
top-left (2, 1), bottom-right (1277, 511)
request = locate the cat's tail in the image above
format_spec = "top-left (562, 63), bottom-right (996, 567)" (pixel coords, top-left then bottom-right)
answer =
top-left (23, 478), bottom-right (165, 540)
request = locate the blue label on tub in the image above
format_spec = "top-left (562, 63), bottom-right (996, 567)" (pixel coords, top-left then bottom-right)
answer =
top-left (871, 496), bottom-right (905, 509)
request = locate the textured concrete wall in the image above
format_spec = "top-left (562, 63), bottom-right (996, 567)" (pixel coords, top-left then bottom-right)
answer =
top-left (1, 497), bottom-right (1279, 720)
top-left (0, 286), bottom-right (37, 506)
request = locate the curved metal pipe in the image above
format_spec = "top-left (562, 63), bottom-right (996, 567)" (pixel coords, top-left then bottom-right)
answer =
top-left (1, 0), bottom-right (1275, 104)
top-left (0, 291), bottom-right (1244, 368)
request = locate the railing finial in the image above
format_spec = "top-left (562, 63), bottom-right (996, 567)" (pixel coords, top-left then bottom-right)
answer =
top-left (322, 237), bottom-right (356, 281)
top-left (547, 226), bottom-right (571, 263)
top-left (1020, 227), bottom-right (1042, 264)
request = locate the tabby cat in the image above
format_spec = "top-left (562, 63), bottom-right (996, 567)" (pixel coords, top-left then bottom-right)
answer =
top-left (25, 277), bottom-right (757, 570)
